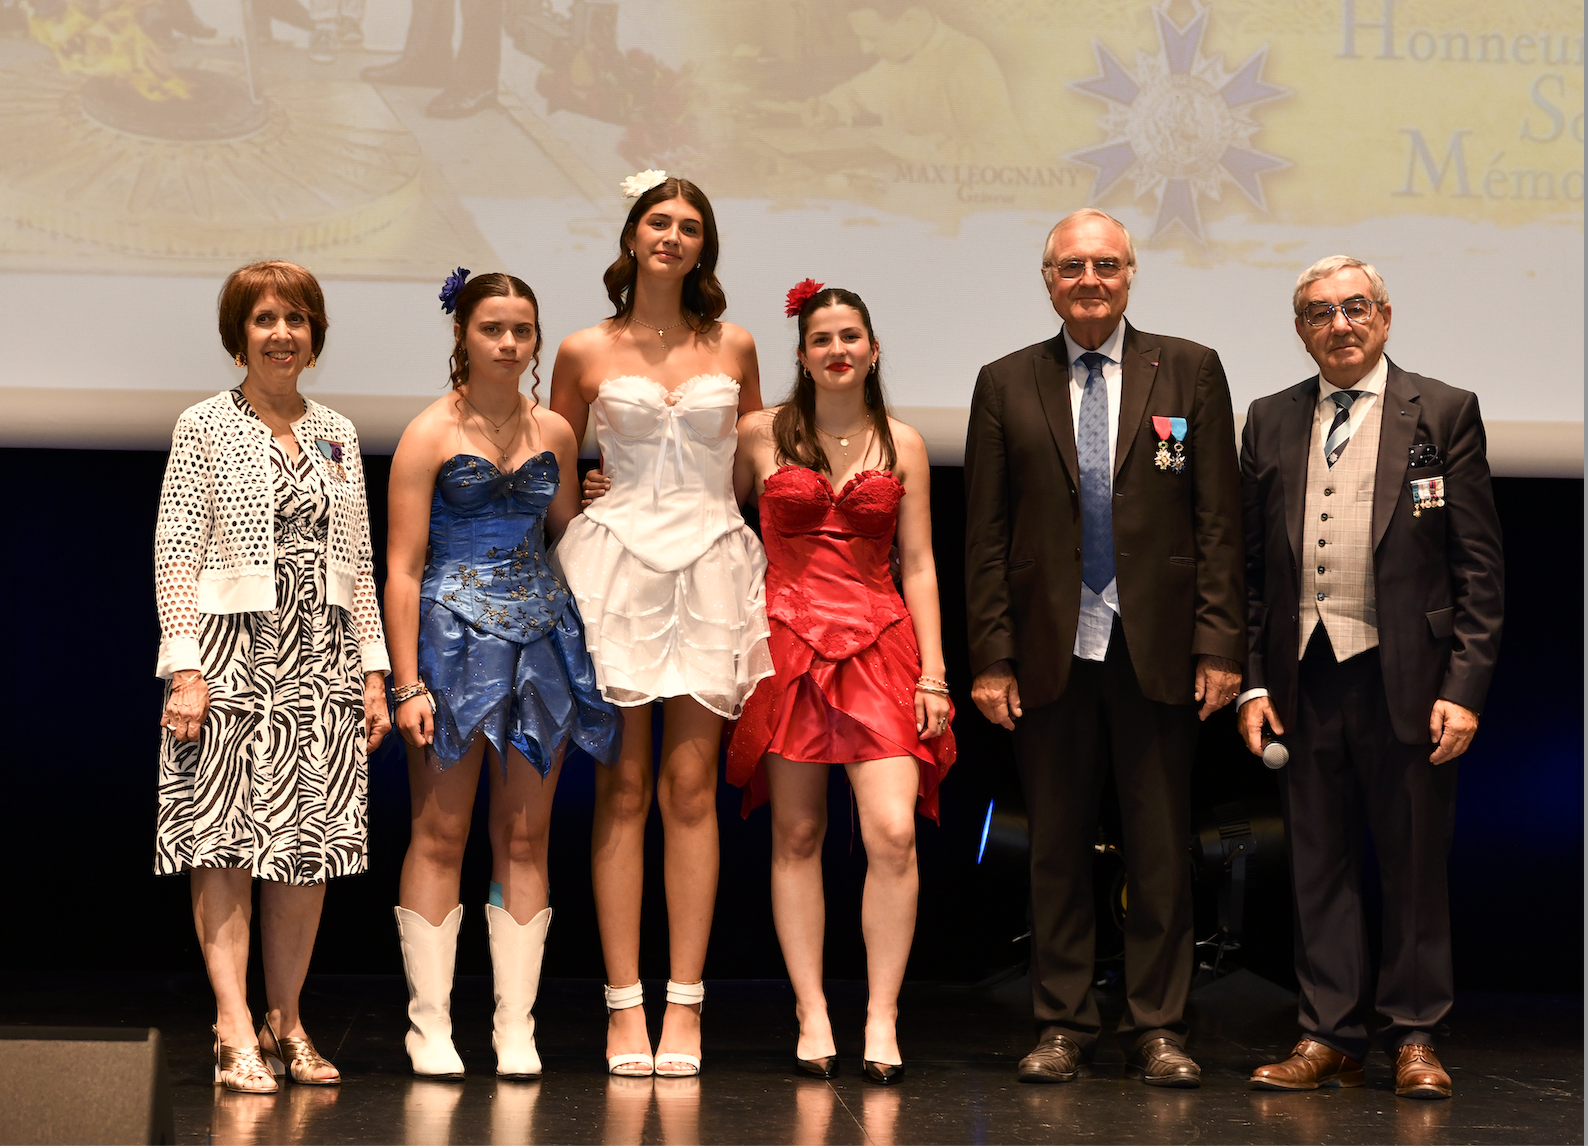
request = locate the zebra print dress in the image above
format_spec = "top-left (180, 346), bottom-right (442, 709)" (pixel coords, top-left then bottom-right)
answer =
top-left (155, 401), bottom-right (368, 885)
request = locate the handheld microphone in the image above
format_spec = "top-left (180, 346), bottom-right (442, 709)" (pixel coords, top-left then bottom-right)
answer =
top-left (1261, 738), bottom-right (1289, 770)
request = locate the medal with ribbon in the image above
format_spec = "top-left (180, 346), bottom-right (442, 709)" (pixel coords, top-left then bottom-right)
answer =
top-left (314, 437), bottom-right (348, 482)
top-left (1151, 416), bottom-right (1187, 472)
top-left (1409, 475), bottom-right (1444, 517)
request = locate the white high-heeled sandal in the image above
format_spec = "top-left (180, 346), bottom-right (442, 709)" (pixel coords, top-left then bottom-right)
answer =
top-left (604, 983), bottom-right (654, 1077)
top-left (654, 980), bottom-right (704, 1078)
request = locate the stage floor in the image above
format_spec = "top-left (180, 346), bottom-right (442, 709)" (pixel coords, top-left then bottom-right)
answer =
top-left (2, 970), bottom-right (1580, 1144)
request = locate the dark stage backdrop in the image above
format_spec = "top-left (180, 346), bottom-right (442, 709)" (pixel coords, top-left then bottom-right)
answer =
top-left (0, 449), bottom-right (1578, 994)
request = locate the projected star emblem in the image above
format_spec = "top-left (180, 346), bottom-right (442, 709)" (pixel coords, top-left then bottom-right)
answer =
top-left (1068, 4), bottom-right (1289, 240)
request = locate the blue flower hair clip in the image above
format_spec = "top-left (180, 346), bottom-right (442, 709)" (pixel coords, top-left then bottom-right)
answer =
top-left (439, 266), bottom-right (470, 314)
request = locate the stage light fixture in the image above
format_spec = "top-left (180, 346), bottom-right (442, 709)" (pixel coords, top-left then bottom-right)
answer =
top-left (1191, 799), bottom-right (1286, 977)
top-left (975, 796), bottom-right (1290, 980)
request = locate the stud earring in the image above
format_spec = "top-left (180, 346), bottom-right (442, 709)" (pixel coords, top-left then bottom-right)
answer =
top-left (234, 352), bottom-right (246, 367)
top-left (629, 249), bottom-right (636, 258)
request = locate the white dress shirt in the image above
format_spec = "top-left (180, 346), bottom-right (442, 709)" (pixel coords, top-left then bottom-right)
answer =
top-left (1062, 321), bottom-right (1125, 661)
top-left (1236, 352), bottom-right (1389, 709)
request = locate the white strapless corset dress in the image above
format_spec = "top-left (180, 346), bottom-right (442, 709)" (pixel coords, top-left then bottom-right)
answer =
top-left (552, 374), bottom-right (772, 718)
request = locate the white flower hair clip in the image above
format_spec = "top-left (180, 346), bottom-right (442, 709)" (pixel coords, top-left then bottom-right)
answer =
top-left (620, 169), bottom-right (669, 199)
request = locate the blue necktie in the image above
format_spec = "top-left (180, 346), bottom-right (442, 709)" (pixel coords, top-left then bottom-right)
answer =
top-left (1324, 390), bottom-right (1365, 467)
top-left (1077, 351), bottom-right (1114, 594)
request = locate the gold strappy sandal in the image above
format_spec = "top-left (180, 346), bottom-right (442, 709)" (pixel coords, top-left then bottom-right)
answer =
top-left (213, 1026), bottom-right (279, 1094)
top-left (261, 1016), bottom-right (341, 1086)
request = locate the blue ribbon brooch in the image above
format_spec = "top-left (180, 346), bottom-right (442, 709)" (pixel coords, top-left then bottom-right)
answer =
top-left (1151, 416), bottom-right (1187, 472)
top-left (314, 437), bottom-right (347, 482)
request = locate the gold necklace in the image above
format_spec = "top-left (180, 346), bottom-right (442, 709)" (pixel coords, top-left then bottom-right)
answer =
top-left (241, 383), bottom-right (304, 438)
top-left (635, 315), bottom-right (692, 349)
top-left (816, 420), bottom-right (870, 451)
top-left (460, 393), bottom-right (522, 468)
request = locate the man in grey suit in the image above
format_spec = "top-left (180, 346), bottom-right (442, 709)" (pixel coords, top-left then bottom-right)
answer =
top-left (1238, 256), bottom-right (1504, 1099)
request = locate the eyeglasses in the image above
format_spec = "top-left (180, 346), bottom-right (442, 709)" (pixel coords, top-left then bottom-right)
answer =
top-left (1043, 257), bottom-right (1126, 281)
top-left (1300, 298), bottom-right (1378, 327)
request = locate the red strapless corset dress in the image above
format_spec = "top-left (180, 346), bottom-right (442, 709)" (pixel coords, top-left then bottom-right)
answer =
top-left (727, 466), bottom-right (955, 820)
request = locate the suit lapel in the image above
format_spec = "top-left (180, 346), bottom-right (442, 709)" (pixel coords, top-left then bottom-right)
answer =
top-left (1373, 359), bottom-right (1419, 549)
top-left (1114, 324), bottom-right (1156, 477)
top-left (1031, 335), bottom-right (1078, 485)
top-left (1281, 377), bottom-right (1318, 574)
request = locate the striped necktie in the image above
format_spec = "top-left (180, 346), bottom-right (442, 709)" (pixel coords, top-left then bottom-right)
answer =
top-left (1324, 390), bottom-right (1366, 467)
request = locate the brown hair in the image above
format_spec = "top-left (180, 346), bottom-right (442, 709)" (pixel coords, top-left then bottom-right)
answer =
top-left (218, 260), bottom-right (329, 360)
top-left (447, 273), bottom-right (544, 401)
top-left (773, 287), bottom-right (898, 475)
top-left (602, 177), bottom-right (726, 330)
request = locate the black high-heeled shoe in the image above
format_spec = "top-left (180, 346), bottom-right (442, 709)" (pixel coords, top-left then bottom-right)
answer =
top-left (795, 1054), bottom-right (839, 1079)
top-left (863, 1059), bottom-right (905, 1084)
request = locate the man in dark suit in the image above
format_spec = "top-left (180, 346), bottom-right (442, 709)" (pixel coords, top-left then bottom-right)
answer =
top-left (964, 209), bottom-right (1245, 1086)
top-left (1238, 256), bottom-right (1503, 1100)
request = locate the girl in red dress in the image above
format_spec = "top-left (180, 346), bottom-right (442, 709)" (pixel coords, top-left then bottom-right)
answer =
top-left (728, 282), bottom-right (956, 1082)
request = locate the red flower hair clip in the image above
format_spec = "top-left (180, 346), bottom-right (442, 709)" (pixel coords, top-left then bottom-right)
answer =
top-left (784, 278), bottom-right (825, 317)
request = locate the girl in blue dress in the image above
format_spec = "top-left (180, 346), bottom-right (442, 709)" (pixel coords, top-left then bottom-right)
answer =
top-left (385, 271), bottom-right (621, 1080)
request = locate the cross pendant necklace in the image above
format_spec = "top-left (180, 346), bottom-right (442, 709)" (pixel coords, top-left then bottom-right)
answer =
top-left (462, 394), bottom-right (521, 468)
top-left (642, 317), bottom-right (690, 348)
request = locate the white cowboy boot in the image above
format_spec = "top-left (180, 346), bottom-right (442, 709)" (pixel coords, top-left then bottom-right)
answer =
top-left (486, 904), bottom-right (552, 1079)
top-left (394, 904), bottom-right (466, 1078)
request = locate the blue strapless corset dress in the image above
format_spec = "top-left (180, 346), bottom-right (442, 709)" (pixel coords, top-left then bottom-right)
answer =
top-left (418, 453), bottom-right (621, 774)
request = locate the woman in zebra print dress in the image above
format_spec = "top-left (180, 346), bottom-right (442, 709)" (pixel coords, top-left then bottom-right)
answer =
top-left (153, 261), bottom-right (391, 1094)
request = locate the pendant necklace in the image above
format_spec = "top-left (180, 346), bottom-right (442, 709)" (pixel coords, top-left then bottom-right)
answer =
top-left (817, 420), bottom-right (870, 457)
top-left (638, 315), bottom-right (692, 349)
top-left (461, 393), bottom-right (522, 468)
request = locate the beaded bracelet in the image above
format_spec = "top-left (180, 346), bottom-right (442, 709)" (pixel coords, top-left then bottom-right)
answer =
top-left (393, 680), bottom-right (431, 706)
top-left (917, 675), bottom-right (950, 690)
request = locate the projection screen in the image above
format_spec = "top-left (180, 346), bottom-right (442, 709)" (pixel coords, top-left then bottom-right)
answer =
top-left (0, 0), bottom-right (1581, 474)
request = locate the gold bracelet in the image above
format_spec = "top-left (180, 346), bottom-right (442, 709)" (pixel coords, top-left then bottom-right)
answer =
top-left (914, 684), bottom-right (951, 697)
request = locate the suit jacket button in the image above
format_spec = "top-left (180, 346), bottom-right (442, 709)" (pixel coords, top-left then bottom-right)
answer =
top-left (1074, 547), bottom-right (1081, 560)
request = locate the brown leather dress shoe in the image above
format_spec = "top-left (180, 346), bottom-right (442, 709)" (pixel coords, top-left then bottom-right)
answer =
top-left (1251, 1038), bottom-right (1365, 1090)
top-left (1395, 1044), bottom-right (1452, 1099)
top-left (1127, 1037), bottom-right (1201, 1088)
top-left (1017, 1031), bottom-right (1087, 1083)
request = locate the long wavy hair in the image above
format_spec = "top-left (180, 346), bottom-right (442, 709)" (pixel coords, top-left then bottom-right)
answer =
top-left (602, 177), bottom-right (726, 331)
top-left (448, 273), bottom-right (543, 403)
top-left (773, 287), bottom-right (898, 475)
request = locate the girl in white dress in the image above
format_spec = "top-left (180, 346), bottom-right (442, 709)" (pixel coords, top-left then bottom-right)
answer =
top-left (551, 172), bottom-right (772, 1077)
